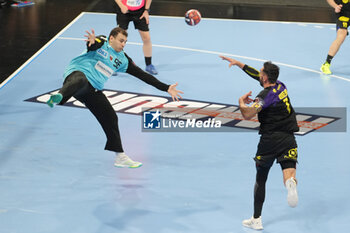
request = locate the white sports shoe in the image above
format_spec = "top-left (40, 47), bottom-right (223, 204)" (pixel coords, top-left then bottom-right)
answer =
top-left (286, 177), bottom-right (298, 207)
top-left (242, 216), bottom-right (263, 230)
top-left (114, 154), bottom-right (142, 168)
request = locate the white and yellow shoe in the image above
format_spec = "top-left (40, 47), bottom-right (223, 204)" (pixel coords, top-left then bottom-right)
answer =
top-left (114, 153), bottom-right (142, 168)
top-left (242, 216), bottom-right (263, 230)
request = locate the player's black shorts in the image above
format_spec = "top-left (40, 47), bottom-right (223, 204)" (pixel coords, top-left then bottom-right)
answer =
top-left (336, 15), bottom-right (350, 35)
top-left (254, 132), bottom-right (298, 167)
top-left (116, 7), bottom-right (149, 31)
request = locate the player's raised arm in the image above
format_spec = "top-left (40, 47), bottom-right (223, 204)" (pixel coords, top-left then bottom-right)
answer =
top-left (220, 55), bottom-right (260, 81)
top-left (242, 65), bottom-right (260, 81)
top-left (84, 29), bottom-right (106, 51)
top-left (220, 55), bottom-right (245, 68)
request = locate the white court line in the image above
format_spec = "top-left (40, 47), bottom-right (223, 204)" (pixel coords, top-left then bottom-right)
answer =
top-left (0, 12), bottom-right (86, 90)
top-left (0, 12), bottom-right (341, 90)
top-left (58, 36), bottom-right (350, 83)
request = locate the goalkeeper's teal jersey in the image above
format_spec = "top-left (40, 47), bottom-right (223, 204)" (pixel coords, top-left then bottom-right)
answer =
top-left (63, 41), bottom-right (129, 90)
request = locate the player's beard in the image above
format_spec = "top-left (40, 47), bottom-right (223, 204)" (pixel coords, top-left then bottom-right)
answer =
top-left (259, 77), bottom-right (264, 87)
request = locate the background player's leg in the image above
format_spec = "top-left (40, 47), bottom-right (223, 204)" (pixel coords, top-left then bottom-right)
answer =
top-left (139, 30), bottom-right (158, 75)
top-left (139, 30), bottom-right (152, 57)
top-left (321, 28), bottom-right (347, 74)
top-left (328, 28), bottom-right (347, 58)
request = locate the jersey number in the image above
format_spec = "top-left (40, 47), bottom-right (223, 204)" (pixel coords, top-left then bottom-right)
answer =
top-left (113, 58), bottom-right (122, 69)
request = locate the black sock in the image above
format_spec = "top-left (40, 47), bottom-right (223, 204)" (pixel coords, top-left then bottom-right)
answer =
top-left (145, 57), bottom-right (152, 66)
top-left (326, 55), bottom-right (333, 64)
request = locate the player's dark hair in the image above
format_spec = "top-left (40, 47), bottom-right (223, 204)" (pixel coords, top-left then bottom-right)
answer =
top-left (109, 27), bottom-right (128, 39)
top-left (262, 61), bottom-right (279, 83)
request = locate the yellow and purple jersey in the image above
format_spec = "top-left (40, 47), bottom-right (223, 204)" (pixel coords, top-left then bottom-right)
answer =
top-left (241, 64), bottom-right (299, 134)
top-left (255, 81), bottom-right (299, 134)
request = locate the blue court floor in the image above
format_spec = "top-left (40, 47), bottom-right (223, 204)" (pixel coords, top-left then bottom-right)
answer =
top-left (1, 12), bottom-right (350, 233)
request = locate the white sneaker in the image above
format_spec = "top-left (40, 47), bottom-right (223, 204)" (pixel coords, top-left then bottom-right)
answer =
top-left (114, 154), bottom-right (142, 168)
top-left (286, 177), bottom-right (298, 207)
top-left (242, 216), bottom-right (263, 230)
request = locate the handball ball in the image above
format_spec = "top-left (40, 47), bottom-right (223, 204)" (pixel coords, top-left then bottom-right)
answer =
top-left (185, 9), bottom-right (201, 26)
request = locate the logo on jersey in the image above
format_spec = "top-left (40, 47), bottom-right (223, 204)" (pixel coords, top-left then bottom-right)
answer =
top-left (253, 98), bottom-right (264, 112)
top-left (96, 49), bottom-right (108, 59)
top-left (25, 89), bottom-right (345, 135)
top-left (95, 61), bottom-right (113, 77)
top-left (126, 0), bottom-right (143, 7)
